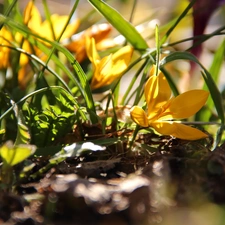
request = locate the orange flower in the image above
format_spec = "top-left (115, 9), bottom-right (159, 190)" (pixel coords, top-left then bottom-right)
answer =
top-left (65, 23), bottom-right (115, 62)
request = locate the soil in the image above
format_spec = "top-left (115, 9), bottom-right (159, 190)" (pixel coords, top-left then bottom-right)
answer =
top-left (1, 127), bottom-right (225, 225)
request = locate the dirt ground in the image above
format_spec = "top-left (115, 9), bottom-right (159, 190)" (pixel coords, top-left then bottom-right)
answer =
top-left (1, 130), bottom-right (225, 225)
top-left (1, 1), bottom-right (225, 225)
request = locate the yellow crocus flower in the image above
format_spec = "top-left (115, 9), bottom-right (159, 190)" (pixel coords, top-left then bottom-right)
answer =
top-left (130, 68), bottom-right (209, 140)
top-left (86, 37), bottom-right (133, 90)
top-left (24, 1), bottom-right (80, 42)
top-left (18, 1), bottom-right (80, 89)
top-left (0, 27), bottom-right (12, 69)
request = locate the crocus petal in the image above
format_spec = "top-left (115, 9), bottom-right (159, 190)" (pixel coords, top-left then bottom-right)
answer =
top-left (111, 46), bottom-right (133, 76)
top-left (151, 121), bottom-right (208, 140)
top-left (65, 23), bottom-right (113, 63)
top-left (24, 2), bottom-right (79, 42)
top-left (0, 27), bottom-right (12, 69)
top-left (191, 0), bottom-right (225, 58)
top-left (24, 1), bottom-right (42, 27)
top-left (100, 54), bottom-right (113, 76)
top-left (190, 0), bottom-right (225, 73)
top-left (130, 106), bottom-right (149, 127)
top-left (145, 72), bottom-right (171, 115)
top-left (167, 90), bottom-right (209, 119)
top-left (96, 39), bottom-right (116, 51)
top-left (88, 42), bottom-right (133, 89)
top-left (86, 23), bottom-right (112, 43)
top-left (86, 37), bottom-right (100, 67)
top-left (51, 15), bottom-right (79, 40)
top-left (91, 54), bottom-right (112, 89)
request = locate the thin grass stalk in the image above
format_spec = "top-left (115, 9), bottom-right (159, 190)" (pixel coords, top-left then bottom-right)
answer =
top-left (133, 59), bottom-right (153, 105)
top-left (121, 59), bottom-right (148, 105)
top-left (113, 80), bottom-right (120, 106)
top-left (160, 67), bottom-right (179, 96)
top-left (160, 0), bottom-right (196, 46)
top-left (0, 0), bottom-right (17, 30)
top-left (155, 24), bottom-right (160, 76)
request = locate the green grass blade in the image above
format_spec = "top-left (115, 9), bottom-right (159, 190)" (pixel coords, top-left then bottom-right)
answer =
top-left (159, 67), bottom-right (180, 96)
top-left (88, 0), bottom-right (148, 50)
top-left (42, 0), bottom-right (57, 41)
top-left (0, 0), bottom-right (18, 29)
top-left (155, 24), bottom-right (160, 75)
top-left (160, 0), bottom-right (195, 46)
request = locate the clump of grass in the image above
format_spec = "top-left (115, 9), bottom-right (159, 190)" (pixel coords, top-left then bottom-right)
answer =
top-left (0, 0), bottom-right (224, 187)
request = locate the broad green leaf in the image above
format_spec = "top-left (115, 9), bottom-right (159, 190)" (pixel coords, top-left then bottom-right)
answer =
top-left (15, 123), bottom-right (30, 145)
top-left (0, 141), bottom-right (36, 166)
top-left (88, 0), bottom-right (148, 50)
top-left (49, 142), bottom-right (106, 164)
top-left (63, 142), bottom-right (106, 157)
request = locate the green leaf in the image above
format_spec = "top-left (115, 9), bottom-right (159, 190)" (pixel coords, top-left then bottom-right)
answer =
top-left (63, 142), bottom-right (106, 157)
top-left (49, 142), bottom-right (106, 164)
top-left (0, 141), bottom-right (36, 166)
top-left (15, 123), bottom-right (30, 145)
top-left (88, 0), bottom-right (148, 50)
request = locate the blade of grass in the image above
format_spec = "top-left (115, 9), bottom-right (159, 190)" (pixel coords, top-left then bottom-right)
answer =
top-left (42, 0), bottom-right (56, 41)
top-left (133, 59), bottom-right (152, 105)
top-left (160, 0), bottom-right (196, 46)
top-left (121, 57), bottom-right (149, 105)
top-left (186, 26), bottom-right (225, 52)
top-left (155, 24), bottom-right (160, 75)
top-left (160, 67), bottom-right (180, 96)
top-left (0, 0), bottom-right (17, 29)
top-left (88, 0), bottom-right (148, 50)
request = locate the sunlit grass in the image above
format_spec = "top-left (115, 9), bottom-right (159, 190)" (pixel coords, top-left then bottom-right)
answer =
top-left (0, 0), bottom-right (224, 192)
